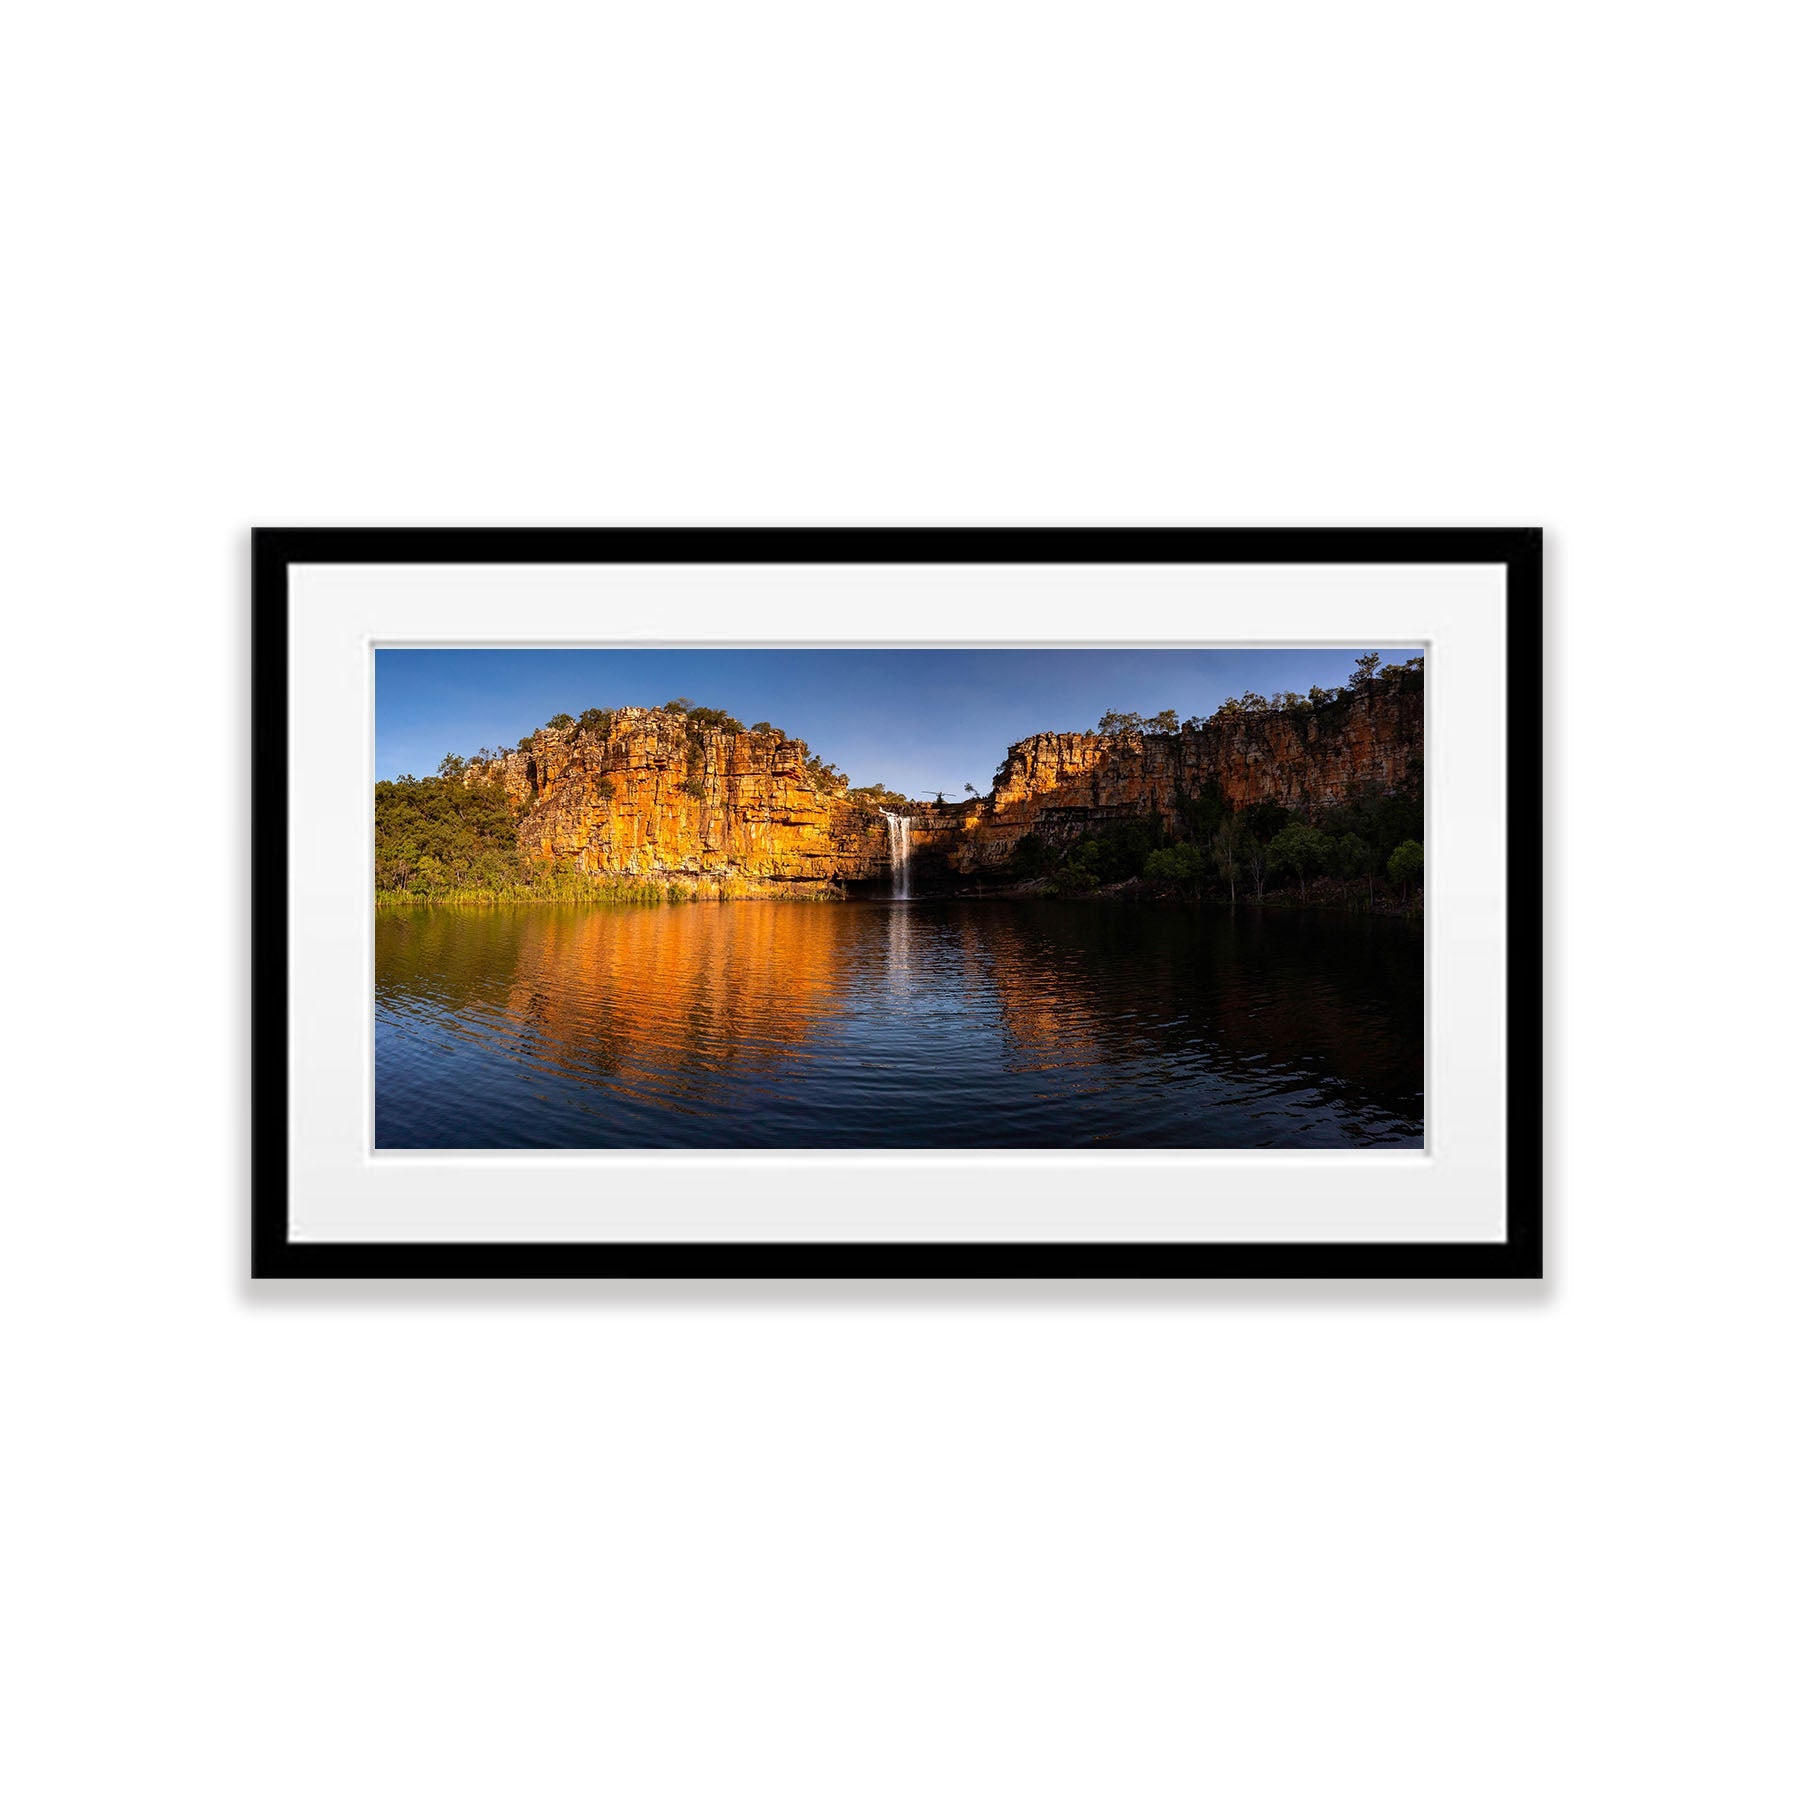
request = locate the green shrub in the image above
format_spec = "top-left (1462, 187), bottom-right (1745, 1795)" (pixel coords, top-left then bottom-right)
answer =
top-left (683, 704), bottom-right (744, 733)
top-left (1388, 838), bottom-right (1424, 901)
top-left (1144, 842), bottom-right (1208, 890)
top-left (1267, 821), bottom-right (1331, 897)
top-left (848, 783), bottom-right (909, 807)
top-left (1066, 818), bottom-right (1161, 884)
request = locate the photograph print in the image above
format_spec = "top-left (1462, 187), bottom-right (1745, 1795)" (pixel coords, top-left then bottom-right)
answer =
top-left (374, 645), bottom-right (1427, 1152)
top-left (256, 527), bottom-right (1539, 1278)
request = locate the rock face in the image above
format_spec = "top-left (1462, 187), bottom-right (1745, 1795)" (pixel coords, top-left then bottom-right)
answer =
top-left (470, 683), bottom-right (1422, 894)
top-left (469, 708), bottom-right (890, 893)
top-left (939, 680), bottom-right (1424, 875)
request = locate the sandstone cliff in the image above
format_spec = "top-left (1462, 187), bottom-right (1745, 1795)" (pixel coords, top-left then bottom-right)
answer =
top-left (937, 680), bottom-right (1424, 875)
top-left (469, 682), bottom-right (1421, 895)
top-left (469, 708), bottom-right (890, 893)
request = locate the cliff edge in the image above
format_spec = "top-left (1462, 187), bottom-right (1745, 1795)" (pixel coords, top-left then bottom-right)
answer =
top-left (461, 677), bottom-right (1422, 896)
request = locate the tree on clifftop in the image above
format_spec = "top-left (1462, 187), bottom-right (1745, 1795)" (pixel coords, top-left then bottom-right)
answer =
top-left (1096, 707), bottom-right (1179, 736)
top-left (683, 705), bottom-right (744, 732)
top-left (1096, 709), bottom-right (1145, 736)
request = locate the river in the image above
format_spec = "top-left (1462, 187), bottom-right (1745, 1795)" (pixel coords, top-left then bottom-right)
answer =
top-left (374, 899), bottom-right (1423, 1149)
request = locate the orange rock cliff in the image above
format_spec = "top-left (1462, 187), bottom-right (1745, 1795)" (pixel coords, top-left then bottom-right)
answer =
top-left (467, 682), bottom-right (1423, 895)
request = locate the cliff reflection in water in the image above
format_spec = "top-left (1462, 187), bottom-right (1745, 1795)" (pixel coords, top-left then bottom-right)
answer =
top-left (376, 901), bottom-right (1423, 1149)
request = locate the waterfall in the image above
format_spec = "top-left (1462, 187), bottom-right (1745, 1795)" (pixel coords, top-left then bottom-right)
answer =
top-left (881, 810), bottom-right (912, 899)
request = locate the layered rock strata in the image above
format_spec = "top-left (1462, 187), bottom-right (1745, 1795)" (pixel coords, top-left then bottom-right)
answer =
top-left (469, 709), bottom-right (887, 892)
top-left (468, 684), bottom-right (1421, 894)
top-left (938, 681), bottom-right (1424, 875)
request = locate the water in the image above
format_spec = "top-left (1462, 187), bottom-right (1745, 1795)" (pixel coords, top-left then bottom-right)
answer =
top-left (376, 900), bottom-right (1424, 1148)
top-left (881, 810), bottom-right (911, 898)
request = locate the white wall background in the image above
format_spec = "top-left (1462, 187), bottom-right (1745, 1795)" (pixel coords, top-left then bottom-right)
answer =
top-left (5, 5), bottom-right (1794, 1795)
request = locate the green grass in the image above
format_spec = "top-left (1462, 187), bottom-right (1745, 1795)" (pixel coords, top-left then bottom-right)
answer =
top-left (374, 869), bottom-right (840, 907)
top-left (376, 879), bottom-right (686, 908)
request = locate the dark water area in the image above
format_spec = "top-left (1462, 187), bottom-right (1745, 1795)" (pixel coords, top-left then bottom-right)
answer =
top-left (375, 899), bottom-right (1423, 1149)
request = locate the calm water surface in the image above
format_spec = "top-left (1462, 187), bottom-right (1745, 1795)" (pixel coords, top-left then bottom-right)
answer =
top-left (375, 900), bottom-right (1423, 1148)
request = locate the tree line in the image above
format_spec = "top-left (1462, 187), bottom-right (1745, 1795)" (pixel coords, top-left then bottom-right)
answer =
top-left (375, 769), bottom-right (527, 899)
top-left (448, 698), bottom-right (765, 770)
top-left (1011, 781), bottom-right (1424, 911)
top-left (1092, 653), bottom-right (1424, 738)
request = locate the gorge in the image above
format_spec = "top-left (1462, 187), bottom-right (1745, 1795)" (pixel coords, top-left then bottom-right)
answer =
top-left (373, 651), bottom-right (1428, 1152)
top-left (374, 663), bottom-right (1424, 904)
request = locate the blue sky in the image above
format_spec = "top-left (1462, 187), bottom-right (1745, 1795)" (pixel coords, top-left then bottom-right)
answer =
top-left (376, 647), bottom-right (1416, 798)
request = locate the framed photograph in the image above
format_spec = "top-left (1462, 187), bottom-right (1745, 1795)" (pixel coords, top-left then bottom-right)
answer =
top-left (253, 528), bottom-right (1541, 1278)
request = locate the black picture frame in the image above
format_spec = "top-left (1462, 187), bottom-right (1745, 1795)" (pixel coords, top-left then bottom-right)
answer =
top-left (253, 527), bottom-right (1542, 1279)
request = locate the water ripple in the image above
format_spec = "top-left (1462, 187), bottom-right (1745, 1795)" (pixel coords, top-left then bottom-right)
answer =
top-left (375, 899), bottom-right (1424, 1149)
